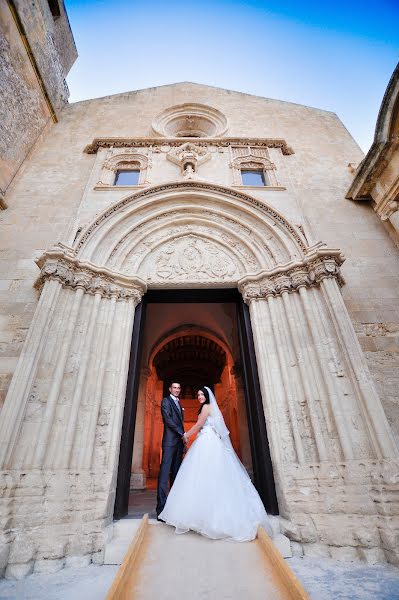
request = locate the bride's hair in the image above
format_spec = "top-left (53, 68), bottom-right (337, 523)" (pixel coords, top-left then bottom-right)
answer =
top-left (197, 386), bottom-right (211, 414)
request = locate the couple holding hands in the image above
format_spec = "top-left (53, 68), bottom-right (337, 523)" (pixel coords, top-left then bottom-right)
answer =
top-left (156, 382), bottom-right (272, 541)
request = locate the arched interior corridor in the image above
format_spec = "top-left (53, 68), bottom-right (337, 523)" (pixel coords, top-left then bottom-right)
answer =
top-left (128, 298), bottom-right (253, 515)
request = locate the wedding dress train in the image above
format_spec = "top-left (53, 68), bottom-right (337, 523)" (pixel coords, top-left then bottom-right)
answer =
top-left (158, 413), bottom-right (273, 541)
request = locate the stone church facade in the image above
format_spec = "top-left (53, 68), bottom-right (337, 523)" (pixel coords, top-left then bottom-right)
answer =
top-left (0, 2), bottom-right (398, 579)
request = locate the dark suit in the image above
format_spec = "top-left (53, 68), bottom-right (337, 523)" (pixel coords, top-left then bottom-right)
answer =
top-left (156, 395), bottom-right (184, 516)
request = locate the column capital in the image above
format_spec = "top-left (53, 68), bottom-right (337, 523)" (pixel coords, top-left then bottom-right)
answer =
top-left (379, 199), bottom-right (399, 221)
top-left (238, 248), bottom-right (345, 304)
top-left (34, 244), bottom-right (147, 304)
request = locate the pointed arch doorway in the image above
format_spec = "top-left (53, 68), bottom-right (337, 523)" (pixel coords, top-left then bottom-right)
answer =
top-left (114, 288), bottom-right (279, 519)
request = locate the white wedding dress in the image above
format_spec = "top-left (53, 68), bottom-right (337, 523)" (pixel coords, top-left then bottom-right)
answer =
top-left (158, 410), bottom-right (273, 541)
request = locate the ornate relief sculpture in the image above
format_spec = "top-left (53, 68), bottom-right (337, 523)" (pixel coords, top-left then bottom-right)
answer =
top-left (166, 142), bottom-right (211, 179)
top-left (34, 244), bottom-right (146, 304)
top-left (239, 249), bottom-right (345, 302)
top-left (143, 235), bottom-right (239, 283)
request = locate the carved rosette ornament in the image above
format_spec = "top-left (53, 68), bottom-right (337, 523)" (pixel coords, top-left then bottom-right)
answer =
top-left (238, 248), bottom-right (345, 303)
top-left (34, 245), bottom-right (146, 304)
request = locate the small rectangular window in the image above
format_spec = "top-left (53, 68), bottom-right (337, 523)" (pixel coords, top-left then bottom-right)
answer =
top-left (114, 170), bottom-right (140, 186)
top-left (241, 169), bottom-right (266, 186)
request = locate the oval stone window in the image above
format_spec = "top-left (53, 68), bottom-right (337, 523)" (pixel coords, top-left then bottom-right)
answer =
top-left (152, 103), bottom-right (228, 138)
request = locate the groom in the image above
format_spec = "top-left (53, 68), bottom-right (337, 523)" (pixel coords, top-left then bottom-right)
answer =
top-left (156, 381), bottom-right (185, 519)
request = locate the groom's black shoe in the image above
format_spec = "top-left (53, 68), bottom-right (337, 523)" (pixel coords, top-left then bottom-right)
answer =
top-left (156, 516), bottom-right (165, 522)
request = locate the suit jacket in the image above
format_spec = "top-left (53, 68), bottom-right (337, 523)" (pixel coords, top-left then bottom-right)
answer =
top-left (161, 395), bottom-right (184, 447)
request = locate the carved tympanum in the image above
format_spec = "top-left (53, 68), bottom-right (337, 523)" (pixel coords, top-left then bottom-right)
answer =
top-left (142, 235), bottom-right (239, 283)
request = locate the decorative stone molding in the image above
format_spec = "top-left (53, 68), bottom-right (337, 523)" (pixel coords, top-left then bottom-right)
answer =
top-left (347, 63), bottom-right (399, 202)
top-left (97, 151), bottom-right (150, 187)
top-left (84, 137), bottom-right (294, 155)
top-left (346, 64), bottom-right (399, 242)
top-left (107, 208), bottom-right (260, 275)
top-left (75, 180), bottom-right (307, 255)
top-left (239, 247), bottom-right (344, 302)
top-left (230, 151), bottom-right (280, 187)
top-left (152, 103), bottom-right (228, 137)
top-left (380, 198), bottom-right (399, 221)
top-left (166, 142), bottom-right (211, 178)
top-left (34, 244), bottom-right (146, 303)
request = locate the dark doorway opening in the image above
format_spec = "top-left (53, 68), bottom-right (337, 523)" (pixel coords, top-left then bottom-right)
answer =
top-left (114, 289), bottom-right (278, 519)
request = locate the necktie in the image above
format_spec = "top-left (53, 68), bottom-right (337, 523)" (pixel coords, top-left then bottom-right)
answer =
top-left (173, 396), bottom-right (181, 415)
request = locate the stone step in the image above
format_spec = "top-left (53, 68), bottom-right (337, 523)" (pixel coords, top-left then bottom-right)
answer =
top-left (104, 518), bottom-right (159, 565)
top-left (103, 516), bottom-right (292, 566)
top-left (132, 524), bottom-right (295, 600)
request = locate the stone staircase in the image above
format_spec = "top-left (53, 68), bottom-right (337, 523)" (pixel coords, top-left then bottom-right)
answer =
top-left (103, 516), bottom-right (310, 600)
top-left (104, 515), bottom-right (292, 566)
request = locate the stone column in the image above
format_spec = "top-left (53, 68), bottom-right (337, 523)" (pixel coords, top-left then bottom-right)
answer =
top-left (239, 248), bottom-right (399, 564)
top-left (234, 369), bottom-right (253, 472)
top-left (0, 247), bottom-right (146, 577)
top-left (130, 367), bottom-right (151, 490)
top-left (240, 250), bottom-right (398, 467)
top-left (149, 379), bottom-right (164, 479)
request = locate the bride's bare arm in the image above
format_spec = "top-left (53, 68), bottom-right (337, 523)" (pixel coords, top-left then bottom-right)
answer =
top-left (183, 405), bottom-right (211, 442)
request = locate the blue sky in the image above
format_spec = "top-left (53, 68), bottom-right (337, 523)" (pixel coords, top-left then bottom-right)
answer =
top-left (65, 0), bottom-right (398, 152)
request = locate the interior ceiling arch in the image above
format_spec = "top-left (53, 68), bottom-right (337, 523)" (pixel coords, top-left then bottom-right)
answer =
top-left (153, 334), bottom-right (227, 383)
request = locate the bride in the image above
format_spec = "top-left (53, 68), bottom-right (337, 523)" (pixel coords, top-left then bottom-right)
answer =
top-left (158, 386), bottom-right (273, 541)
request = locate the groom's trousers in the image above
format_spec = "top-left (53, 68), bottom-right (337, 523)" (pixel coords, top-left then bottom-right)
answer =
top-left (156, 443), bottom-right (183, 515)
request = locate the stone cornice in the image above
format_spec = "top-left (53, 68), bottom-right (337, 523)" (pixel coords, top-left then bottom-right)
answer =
top-left (34, 244), bottom-right (147, 303)
top-left (346, 64), bottom-right (399, 202)
top-left (83, 137), bottom-right (294, 155)
top-left (238, 247), bottom-right (345, 303)
top-left (375, 176), bottom-right (399, 220)
top-left (346, 138), bottom-right (399, 200)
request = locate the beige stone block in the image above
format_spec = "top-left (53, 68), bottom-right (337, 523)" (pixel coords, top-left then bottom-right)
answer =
top-left (358, 547), bottom-right (387, 564)
top-left (359, 337), bottom-right (377, 352)
top-left (33, 558), bottom-right (65, 574)
top-left (5, 561), bottom-right (33, 580)
top-left (303, 543), bottom-right (330, 558)
top-left (329, 546), bottom-right (360, 562)
top-left (374, 338), bottom-right (399, 352)
top-left (379, 527), bottom-right (399, 551)
top-left (290, 541), bottom-right (304, 557)
top-left (8, 537), bottom-right (34, 564)
top-left (272, 533), bottom-right (293, 558)
top-left (384, 549), bottom-right (399, 567)
top-left (64, 554), bottom-right (91, 568)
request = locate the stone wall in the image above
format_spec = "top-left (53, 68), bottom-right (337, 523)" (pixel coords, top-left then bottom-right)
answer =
top-left (0, 82), bottom-right (398, 574)
top-left (0, 0), bottom-right (77, 204)
top-left (357, 322), bottom-right (399, 448)
top-left (1, 82), bottom-right (398, 445)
